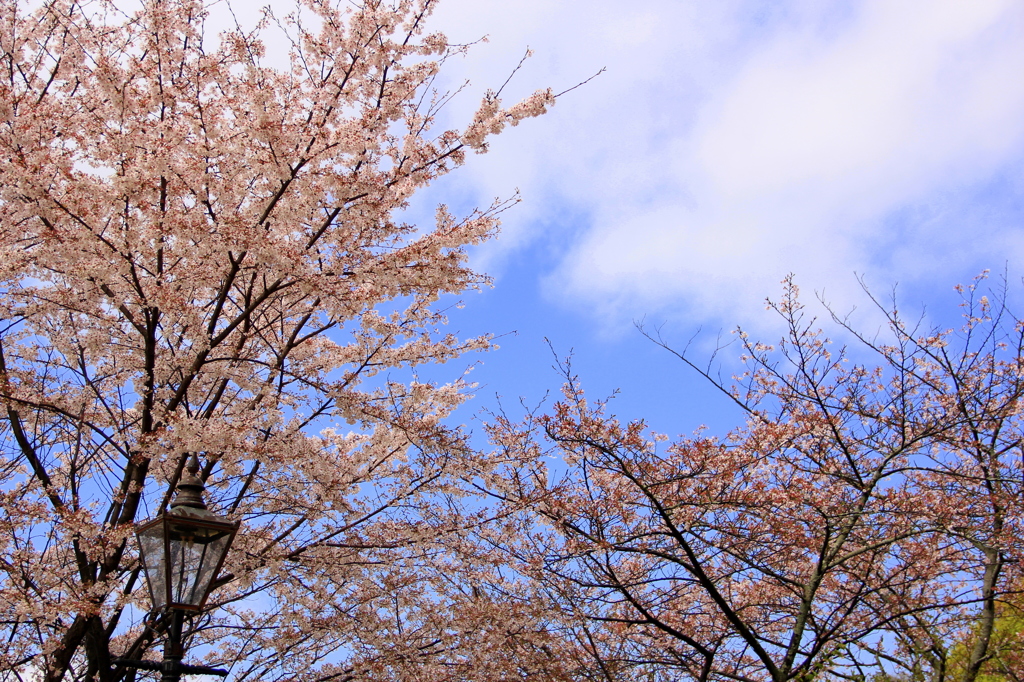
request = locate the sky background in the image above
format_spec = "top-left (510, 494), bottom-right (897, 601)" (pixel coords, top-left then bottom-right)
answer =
top-left (381, 0), bottom-right (1024, 438)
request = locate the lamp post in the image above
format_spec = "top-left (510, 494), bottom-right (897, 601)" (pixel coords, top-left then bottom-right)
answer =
top-left (117, 454), bottom-right (240, 682)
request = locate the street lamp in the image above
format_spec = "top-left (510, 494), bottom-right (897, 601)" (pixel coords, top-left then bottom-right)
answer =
top-left (118, 454), bottom-right (240, 682)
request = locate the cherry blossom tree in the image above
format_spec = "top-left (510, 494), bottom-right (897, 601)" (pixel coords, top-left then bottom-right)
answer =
top-left (486, 276), bottom-right (1024, 682)
top-left (0, 0), bottom-right (563, 680)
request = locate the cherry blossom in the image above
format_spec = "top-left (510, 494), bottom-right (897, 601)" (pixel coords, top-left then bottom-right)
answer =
top-left (0, 0), bottom-right (558, 680)
top-left (485, 276), bottom-right (1024, 682)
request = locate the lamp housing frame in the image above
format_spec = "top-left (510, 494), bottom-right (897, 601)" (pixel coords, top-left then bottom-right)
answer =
top-left (136, 506), bottom-right (239, 613)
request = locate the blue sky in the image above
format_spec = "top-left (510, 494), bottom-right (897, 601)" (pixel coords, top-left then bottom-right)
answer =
top-left (220, 0), bottom-right (1024, 437)
top-left (388, 0), bottom-right (1024, 437)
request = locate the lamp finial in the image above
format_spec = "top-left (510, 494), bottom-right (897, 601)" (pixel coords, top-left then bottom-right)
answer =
top-left (171, 454), bottom-right (207, 511)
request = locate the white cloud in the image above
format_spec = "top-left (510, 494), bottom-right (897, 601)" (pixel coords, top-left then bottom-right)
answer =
top-left (426, 0), bottom-right (1024, 329)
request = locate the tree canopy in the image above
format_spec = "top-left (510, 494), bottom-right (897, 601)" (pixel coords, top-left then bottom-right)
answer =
top-left (0, 0), bottom-right (558, 679)
top-left (483, 277), bottom-right (1024, 682)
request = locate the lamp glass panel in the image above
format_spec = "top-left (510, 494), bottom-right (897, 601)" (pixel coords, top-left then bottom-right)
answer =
top-left (166, 518), bottom-right (234, 608)
top-left (136, 522), bottom-right (168, 610)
